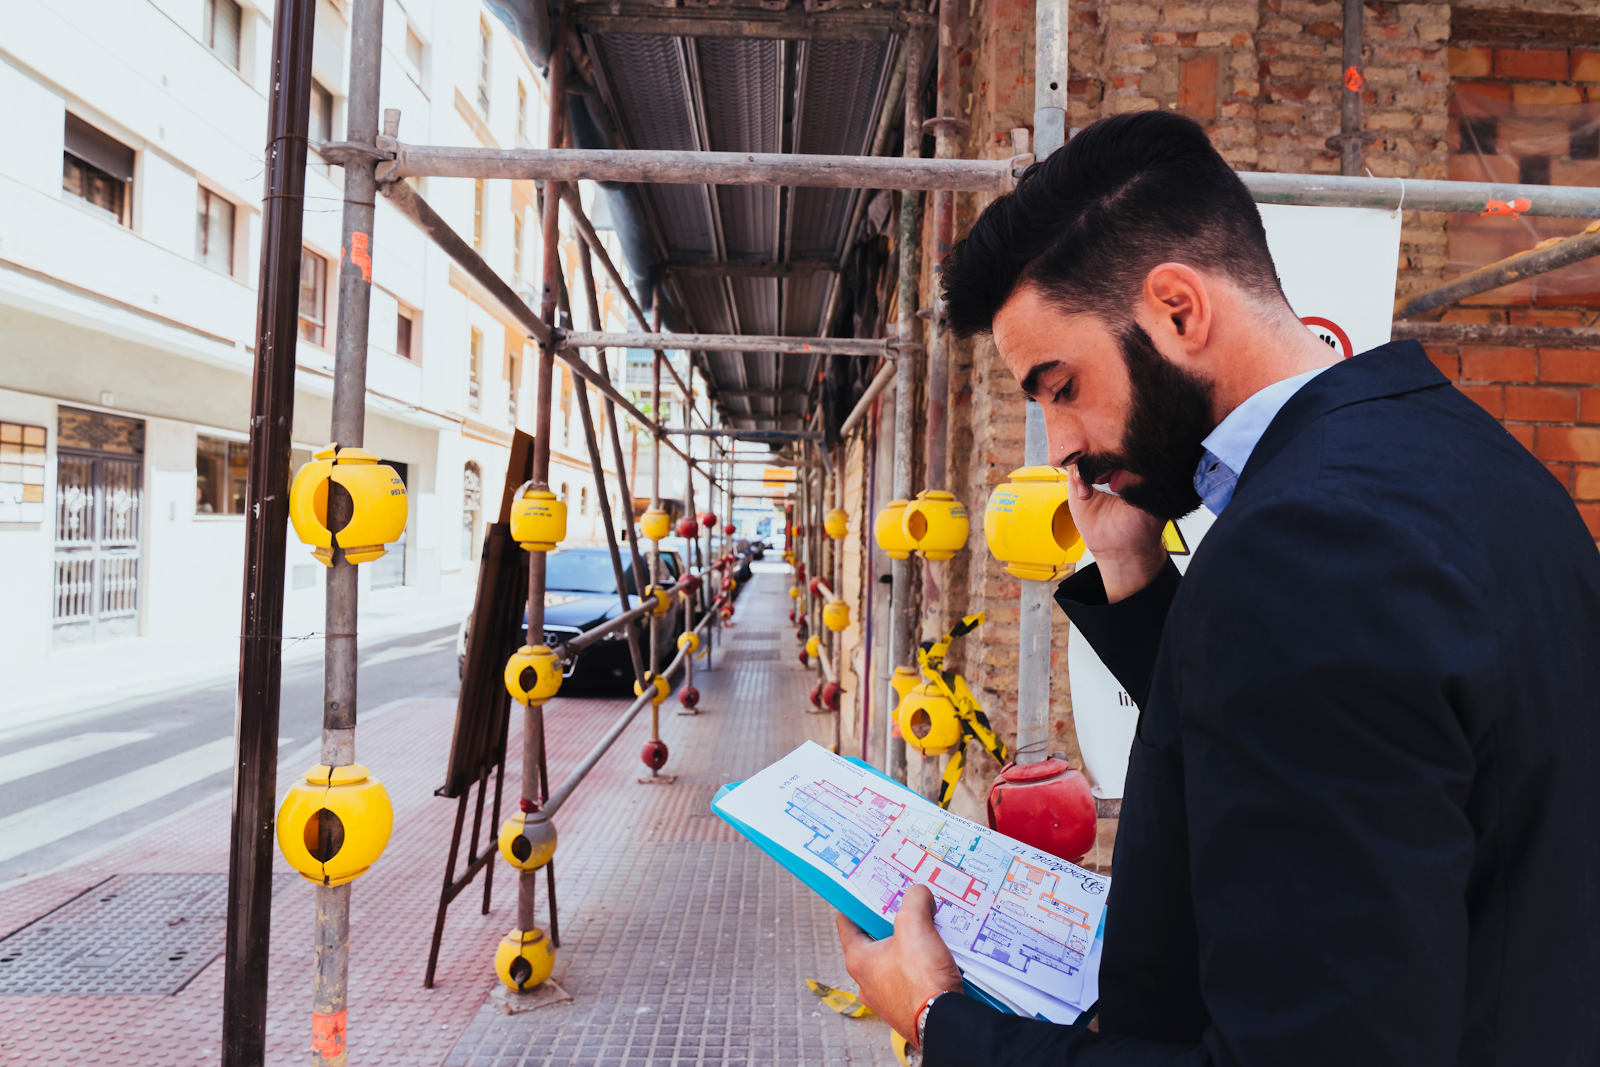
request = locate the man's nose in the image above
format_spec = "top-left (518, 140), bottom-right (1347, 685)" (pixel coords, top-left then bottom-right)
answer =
top-left (1043, 413), bottom-right (1087, 467)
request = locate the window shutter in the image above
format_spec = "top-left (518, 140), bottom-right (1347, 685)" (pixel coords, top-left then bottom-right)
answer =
top-left (210, 0), bottom-right (242, 69)
top-left (64, 114), bottom-right (134, 183)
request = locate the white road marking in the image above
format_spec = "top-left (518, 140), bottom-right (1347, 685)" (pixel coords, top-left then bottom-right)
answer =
top-left (0, 732), bottom-right (155, 787)
top-left (360, 633), bottom-right (456, 668)
top-left (0, 736), bottom-right (236, 864)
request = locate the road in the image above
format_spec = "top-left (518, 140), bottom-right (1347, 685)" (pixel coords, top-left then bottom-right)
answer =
top-left (0, 624), bottom-right (463, 886)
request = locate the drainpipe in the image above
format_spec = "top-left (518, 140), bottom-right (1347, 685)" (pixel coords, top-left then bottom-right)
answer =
top-left (1015, 1), bottom-right (1069, 767)
top-left (222, 0), bottom-right (317, 1062)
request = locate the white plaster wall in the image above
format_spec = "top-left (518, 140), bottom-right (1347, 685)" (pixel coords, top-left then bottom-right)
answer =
top-left (0, 389), bottom-right (59, 680)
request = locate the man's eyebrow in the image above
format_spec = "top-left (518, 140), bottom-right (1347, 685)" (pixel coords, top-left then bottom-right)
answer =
top-left (1019, 360), bottom-right (1063, 399)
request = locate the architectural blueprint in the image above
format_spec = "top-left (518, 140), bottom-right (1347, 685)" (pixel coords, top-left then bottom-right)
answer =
top-left (714, 742), bottom-right (1109, 1021)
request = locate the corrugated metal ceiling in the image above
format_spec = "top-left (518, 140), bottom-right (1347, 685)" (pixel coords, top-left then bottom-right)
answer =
top-left (579, 15), bottom-right (900, 430)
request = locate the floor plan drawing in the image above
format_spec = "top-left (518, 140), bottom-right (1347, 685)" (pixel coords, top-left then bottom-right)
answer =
top-left (715, 742), bottom-right (1111, 1023)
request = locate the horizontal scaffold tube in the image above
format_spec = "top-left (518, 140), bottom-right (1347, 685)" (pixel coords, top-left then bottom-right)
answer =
top-left (549, 562), bottom-right (727, 661)
top-left (392, 144), bottom-right (1021, 193)
top-left (839, 360), bottom-right (896, 438)
top-left (666, 429), bottom-right (822, 440)
top-left (560, 331), bottom-right (889, 356)
top-left (532, 610), bottom-right (717, 821)
top-left (383, 145), bottom-right (1600, 218)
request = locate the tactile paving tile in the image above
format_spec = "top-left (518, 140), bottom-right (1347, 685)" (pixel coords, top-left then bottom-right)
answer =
top-left (0, 873), bottom-right (290, 996)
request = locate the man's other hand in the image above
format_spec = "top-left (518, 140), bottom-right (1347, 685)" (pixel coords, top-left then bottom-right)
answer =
top-left (835, 885), bottom-right (964, 1043)
top-left (1068, 464), bottom-right (1168, 603)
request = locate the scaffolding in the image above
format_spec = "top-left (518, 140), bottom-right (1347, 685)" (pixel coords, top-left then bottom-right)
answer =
top-left (222, 0), bottom-right (1600, 1062)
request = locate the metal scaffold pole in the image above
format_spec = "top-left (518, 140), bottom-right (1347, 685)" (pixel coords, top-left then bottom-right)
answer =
top-left (222, 0), bottom-right (317, 1062)
top-left (306, 0), bottom-right (386, 1060)
top-left (1015, 0), bottom-right (1069, 767)
top-left (886, 21), bottom-right (926, 786)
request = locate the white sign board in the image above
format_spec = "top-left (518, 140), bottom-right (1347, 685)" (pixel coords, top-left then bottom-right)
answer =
top-left (1068, 205), bottom-right (1401, 798)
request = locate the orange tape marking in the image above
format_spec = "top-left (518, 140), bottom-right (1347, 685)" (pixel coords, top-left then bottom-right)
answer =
top-left (1480, 198), bottom-right (1532, 219)
top-left (311, 1010), bottom-right (347, 1059)
top-left (1343, 66), bottom-right (1364, 91)
top-left (347, 232), bottom-right (373, 283)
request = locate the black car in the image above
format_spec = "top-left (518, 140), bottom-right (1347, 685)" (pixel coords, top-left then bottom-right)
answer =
top-left (456, 546), bottom-right (688, 691)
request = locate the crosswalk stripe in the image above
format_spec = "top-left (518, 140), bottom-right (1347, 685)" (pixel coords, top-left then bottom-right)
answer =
top-left (360, 633), bottom-right (457, 669)
top-left (0, 736), bottom-right (237, 865)
top-left (0, 732), bottom-right (155, 787)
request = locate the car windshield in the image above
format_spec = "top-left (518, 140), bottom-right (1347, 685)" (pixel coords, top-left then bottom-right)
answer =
top-left (544, 549), bottom-right (682, 595)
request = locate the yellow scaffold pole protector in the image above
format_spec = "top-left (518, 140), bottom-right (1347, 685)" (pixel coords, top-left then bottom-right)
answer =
top-left (895, 612), bottom-right (1009, 809)
top-left (805, 979), bottom-right (874, 1018)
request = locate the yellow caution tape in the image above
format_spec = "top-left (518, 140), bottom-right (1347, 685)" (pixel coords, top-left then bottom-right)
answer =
top-left (805, 979), bottom-right (874, 1019)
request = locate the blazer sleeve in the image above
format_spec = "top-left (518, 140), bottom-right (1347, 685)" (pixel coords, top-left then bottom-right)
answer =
top-left (1054, 557), bottom-right (1182, 709)
top-left (928, 492), bottom-right (1490, 1067)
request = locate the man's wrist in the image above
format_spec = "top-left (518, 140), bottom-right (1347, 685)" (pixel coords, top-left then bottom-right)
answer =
top-left (1098, 546), bottom-right (1169, 604)
top-left (914, 991), bottom-right (948, 1052)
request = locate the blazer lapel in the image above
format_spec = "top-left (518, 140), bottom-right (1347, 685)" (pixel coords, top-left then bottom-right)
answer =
top-left (1235, 340), bottom-right (1449, 496)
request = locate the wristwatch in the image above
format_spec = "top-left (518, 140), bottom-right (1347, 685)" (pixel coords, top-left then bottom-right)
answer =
top-left (915, 991), bottom-right (948, 1054)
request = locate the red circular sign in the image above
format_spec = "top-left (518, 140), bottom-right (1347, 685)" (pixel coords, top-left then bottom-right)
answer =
top-left (1302, 316), bottom-right (1353, 359)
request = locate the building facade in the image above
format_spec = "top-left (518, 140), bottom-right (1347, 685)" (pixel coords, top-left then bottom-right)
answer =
top-left (0, 0), bottom-right (684, 715)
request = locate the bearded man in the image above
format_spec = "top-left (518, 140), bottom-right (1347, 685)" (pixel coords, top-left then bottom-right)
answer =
top-left (836, 110), bottom-right (1600, 1066)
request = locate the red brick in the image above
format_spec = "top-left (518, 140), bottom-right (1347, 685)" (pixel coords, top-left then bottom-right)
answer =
top-left (1579, 502), bottom-right (1600, 538)
top-left (1494, 48), bottom-right (1569, 82)
top-left (1424, 347), bottom-right (1460, 379)
top-left (1448, 46), bottom-right (1491, 78)
top-left (1537, 426), bottom-right (1600, 463)
top-left (1454, 80), bottom-right (1512, 106)
top-left (1581, 389), bottom-right (1600, 423)
top-left (1457, 383), bottom-right (1504, 417)
top-left (1461, 346), bottom-right (1536, 381)
top-left (1547, 463), bottom-right (1574, 491)
top-left (1510, 308), bottom-right (1588, 327)
top-left (1575, 466), bottom-right (1600, 499)
top-left (1540, 348), bottom-right (1600, 384)
top-left (1179, 53), bottom-right (1218, 121)
top-left (1572, 50), bottom-right (1600, 82)
top-left (1508, 424), bottom-right (1536, 452)
top-left (1505, 385), bottom-right (1579, 422)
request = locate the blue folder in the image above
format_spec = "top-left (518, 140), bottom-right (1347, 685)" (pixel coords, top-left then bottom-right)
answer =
top-left (712, 754), bottom-right (1097, 1025)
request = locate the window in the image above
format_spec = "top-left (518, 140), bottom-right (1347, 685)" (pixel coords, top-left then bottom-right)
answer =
top-left (299, 250), bottom-right (328, 345)
top-left (477, 19), bottom-right (491, 116)
top-left (468, 327), bottom-right (483, 411)
top-left (473, 180), bottom-right (485, 251)
top-left (203, 0), bottom-right (242, 70)
top-left (0, 422), bottom-right (47, 523)
top-left (513, 213), bottom-right (523, 279)
top-left (309, 82), bottom-right (335, 147)
top-left (462, 461), bottom-right (482, 560)
top-left (404, 26), bottom-right (424, 72)
top-left (516, 82), bottom-right (528, 145)
top-left (196, 187), bottom-right (235, 274)
top-left (579, 486), bottom-right (588, 516)
top-left (196, 434), bottom-right (249, 515)
top-left (63, 114), bottom-right (133, 226)
top-left (397, 305), bottom-right (418, 360)
top-left (508, 351), bottom-right (520, 425)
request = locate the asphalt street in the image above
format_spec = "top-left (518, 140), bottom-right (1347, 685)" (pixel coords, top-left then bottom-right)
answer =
top-left (0, 624), bottom-right (463, 886)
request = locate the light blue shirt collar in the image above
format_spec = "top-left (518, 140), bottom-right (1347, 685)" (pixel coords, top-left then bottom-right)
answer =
top-left (1194, 366), bottom-right (1328, 515)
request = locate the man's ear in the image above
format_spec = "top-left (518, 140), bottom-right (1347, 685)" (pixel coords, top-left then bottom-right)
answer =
top-left (1141, 263), bottom-right (1212, 356)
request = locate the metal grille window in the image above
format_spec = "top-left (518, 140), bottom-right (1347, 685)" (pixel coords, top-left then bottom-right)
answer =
top-left (477, 20), bottom-right (491, 116)
top-left (202, 0), bottom-right (242, 69)
top-left (0, 422), bottom-right (47, 523)
top-left (299, 250), bottom-right (327, 346)
top-left (196, 435), bottom-right (248, 515)
top-left (462, 461), bottom-right (482, 561)
top-left (195, 187), bottom-right (235, 274)
top-left (63, 115), bottom-right (133, 226)
top-left (468, 327), bottom-right (482, 411)
top-left (53, 408), bottom-right (144, 645)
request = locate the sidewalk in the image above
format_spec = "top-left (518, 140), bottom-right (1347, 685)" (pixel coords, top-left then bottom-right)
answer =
top-left (1, 571), bottom-right (478, 736)
top-left (0, 571), bottom-right (897, 1066)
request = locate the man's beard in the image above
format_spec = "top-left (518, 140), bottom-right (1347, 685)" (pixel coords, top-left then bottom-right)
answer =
top-left (1075, 325), bottom-right (1215, 522)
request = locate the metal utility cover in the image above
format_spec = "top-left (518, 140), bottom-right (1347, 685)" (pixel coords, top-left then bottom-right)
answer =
top-left (0, 873), bottom-right (289, 995)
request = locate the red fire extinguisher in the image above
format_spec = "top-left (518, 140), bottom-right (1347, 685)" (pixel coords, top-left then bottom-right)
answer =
top-left (986, 757), bottom-right (1097, 863)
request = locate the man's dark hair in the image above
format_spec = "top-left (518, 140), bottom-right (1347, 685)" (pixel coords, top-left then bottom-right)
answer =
top-left (943, 111), bottom-right (1285, 337)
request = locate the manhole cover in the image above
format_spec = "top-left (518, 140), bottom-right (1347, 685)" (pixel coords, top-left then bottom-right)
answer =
top-left (0, 873), bottom-right (290, 995)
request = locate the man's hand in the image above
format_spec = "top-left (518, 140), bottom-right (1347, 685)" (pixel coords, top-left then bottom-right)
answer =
top-left (835, 885), bottom-right (964, 1044)
top-left (1068, 464), bottom-right (1169, 603)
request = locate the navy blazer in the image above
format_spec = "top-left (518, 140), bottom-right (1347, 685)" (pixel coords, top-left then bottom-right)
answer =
top-left (925, 342), bottom-right (1600, 1066)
